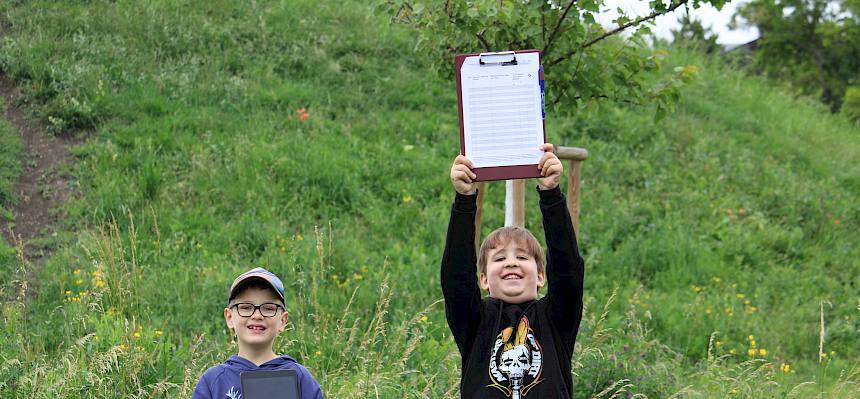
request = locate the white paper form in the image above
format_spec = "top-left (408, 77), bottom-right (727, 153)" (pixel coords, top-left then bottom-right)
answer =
top-left (461, 52), bottom-right (543, 168)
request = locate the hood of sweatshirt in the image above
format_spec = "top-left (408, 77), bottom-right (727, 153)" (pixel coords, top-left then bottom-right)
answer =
top-left (223, 354), bottom-right (298, 370)
top-left (191, 354), bottom-right (324, 399)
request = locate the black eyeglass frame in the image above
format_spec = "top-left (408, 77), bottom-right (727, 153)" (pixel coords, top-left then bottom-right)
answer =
top-left (229, 302), bottom-right (285, 318)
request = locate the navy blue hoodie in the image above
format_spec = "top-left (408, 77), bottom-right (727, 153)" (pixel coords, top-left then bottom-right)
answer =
top-left (192, 355), bottom-right (323, 399)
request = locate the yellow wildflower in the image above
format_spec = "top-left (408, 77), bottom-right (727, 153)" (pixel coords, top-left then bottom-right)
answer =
top-left (403, 196), bottom-right (413, 204)
top-left (75, 279), bottom-right (83, 285)
top-left (420, 316), bottom-right (428, 322)
top-left (73, 269), bottom-right (81, 276)
top-left (155, 330), bottom-right (163, 337)
top-left (711, 276), bottom-right (721, 283)
top-left (133, 331), bottom-right (141, 338)
top-left (759, 348), bottom-right (767, 356)
top-left (780, 363), bottom-right (791, 373)
top-left (748, 335), bottom-right (755, 341)
top-left (729, 349), bottom-right (737, 355)
top-left (692, 285), bottom-right (702, 293)
top-left (295, 233), bottom-right (304, 241)
top-left (747, 348), bottom-right (756, 357)
top-left (314, 351), bottom-right (322, 356)
top-left (736, 293), bottom-right (745, 299)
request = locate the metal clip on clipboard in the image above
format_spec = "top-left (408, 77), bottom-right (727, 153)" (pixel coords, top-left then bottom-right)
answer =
top-left (479, 51), bottom-right (518, 66)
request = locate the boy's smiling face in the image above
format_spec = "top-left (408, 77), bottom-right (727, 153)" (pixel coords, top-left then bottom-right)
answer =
top-left (480, 240), bottom-right (545, 304)
top-left (224, 286), bottom-right (288, 349)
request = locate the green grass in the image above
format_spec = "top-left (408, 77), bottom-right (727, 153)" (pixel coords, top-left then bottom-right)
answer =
top-left (0, 100), bottom-right (22, 206)
top-left (0, 0), bottom-right (858, 397)
top-left (0, 97), bottom-right (23, 284)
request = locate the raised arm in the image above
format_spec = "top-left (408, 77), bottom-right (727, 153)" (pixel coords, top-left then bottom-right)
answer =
top-left (441, 155), bottom-right (483, 355)
top-left (537, 144), bottom-right (584, 344)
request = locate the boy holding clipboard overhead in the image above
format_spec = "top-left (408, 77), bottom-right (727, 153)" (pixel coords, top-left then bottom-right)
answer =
top-left (442, 50), bottom-right (585, 398)
top-left (192, 268), bottom-right (323, 399)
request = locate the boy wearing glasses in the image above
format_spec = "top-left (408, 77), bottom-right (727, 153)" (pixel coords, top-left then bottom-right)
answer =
top-left (192, 267), bottom-right (324, 399)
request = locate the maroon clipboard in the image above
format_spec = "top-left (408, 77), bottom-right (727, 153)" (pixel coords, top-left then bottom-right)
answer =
top-left (455, 50), bottom-right (545, 182)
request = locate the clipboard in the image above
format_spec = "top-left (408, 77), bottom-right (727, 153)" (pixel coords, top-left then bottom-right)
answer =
top-left (455, 50), bottom-right (546, 182)
top-left (240, 369), bottom-right (300, 399)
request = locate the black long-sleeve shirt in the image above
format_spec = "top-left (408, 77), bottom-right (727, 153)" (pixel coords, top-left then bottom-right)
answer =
top-left (441, 186), bottom-right (584, 399)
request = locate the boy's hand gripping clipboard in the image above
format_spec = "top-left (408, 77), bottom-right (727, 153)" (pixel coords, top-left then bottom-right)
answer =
top-left (455, 50), bottom-right (546, 181)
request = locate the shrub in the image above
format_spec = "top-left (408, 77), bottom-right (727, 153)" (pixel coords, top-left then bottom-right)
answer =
top-left (841, 86), bottom-right (860, 124)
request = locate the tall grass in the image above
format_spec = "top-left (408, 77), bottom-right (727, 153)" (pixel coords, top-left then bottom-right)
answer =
top-left (0, 0), bottom-right (858, 397)
top-left (0, 99), bottom-right (23, 283)
top-left (3, 225), bottom-right (857, 397)
top-left (0, 111), bottom-right (21, 206)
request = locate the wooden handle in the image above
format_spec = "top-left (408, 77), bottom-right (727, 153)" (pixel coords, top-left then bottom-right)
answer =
top-left (554, 145), bottom-right (588, 161)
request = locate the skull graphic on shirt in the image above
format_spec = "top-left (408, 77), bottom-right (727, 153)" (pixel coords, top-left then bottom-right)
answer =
top-left (488, 316), bottom-right (543, 398)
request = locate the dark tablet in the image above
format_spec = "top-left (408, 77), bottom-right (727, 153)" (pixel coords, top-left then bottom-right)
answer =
top-left (240, 369), bottom-right (300, 399)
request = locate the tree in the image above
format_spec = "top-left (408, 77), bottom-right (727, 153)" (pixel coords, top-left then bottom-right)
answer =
top-left (733, 0), bottom-right (860, 112)
top-left (379, 0), bottom-right (728, 118)
top-left (671, 13), bottom-right (722, 54)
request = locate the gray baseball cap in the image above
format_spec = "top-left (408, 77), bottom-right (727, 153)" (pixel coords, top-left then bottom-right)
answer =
top-left (228, 267), bottom-right (286, 305)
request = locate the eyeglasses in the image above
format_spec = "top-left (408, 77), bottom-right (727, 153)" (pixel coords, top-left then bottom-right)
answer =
top-left (230, 302), bottom-right (284, 317)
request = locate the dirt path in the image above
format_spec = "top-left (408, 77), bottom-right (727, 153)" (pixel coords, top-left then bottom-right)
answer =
top-left (1, 75), bottom-right (82, 262)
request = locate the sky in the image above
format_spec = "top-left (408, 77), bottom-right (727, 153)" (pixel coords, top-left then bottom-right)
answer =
top-left (598, 0), bottom-right (760, 46)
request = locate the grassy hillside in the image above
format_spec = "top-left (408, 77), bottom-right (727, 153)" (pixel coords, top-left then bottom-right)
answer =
top-left (0, 96), bottom-right (22, 278)
top-left (0, 101), bottom-right (21, 207)
top-left (0, 0), bottom-right (858, 398)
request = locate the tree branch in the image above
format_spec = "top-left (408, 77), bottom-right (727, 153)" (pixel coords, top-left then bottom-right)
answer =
top-left (543, 0), bottom-right (578, 56)
top-left (541, 4), bottom-right (547, 46)
top-left (553, 91), bottom-right (641, 106)
top-left (550, 0), bottom-right (688, 66)
top-left (477, 29), bottom-right (491, 52)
